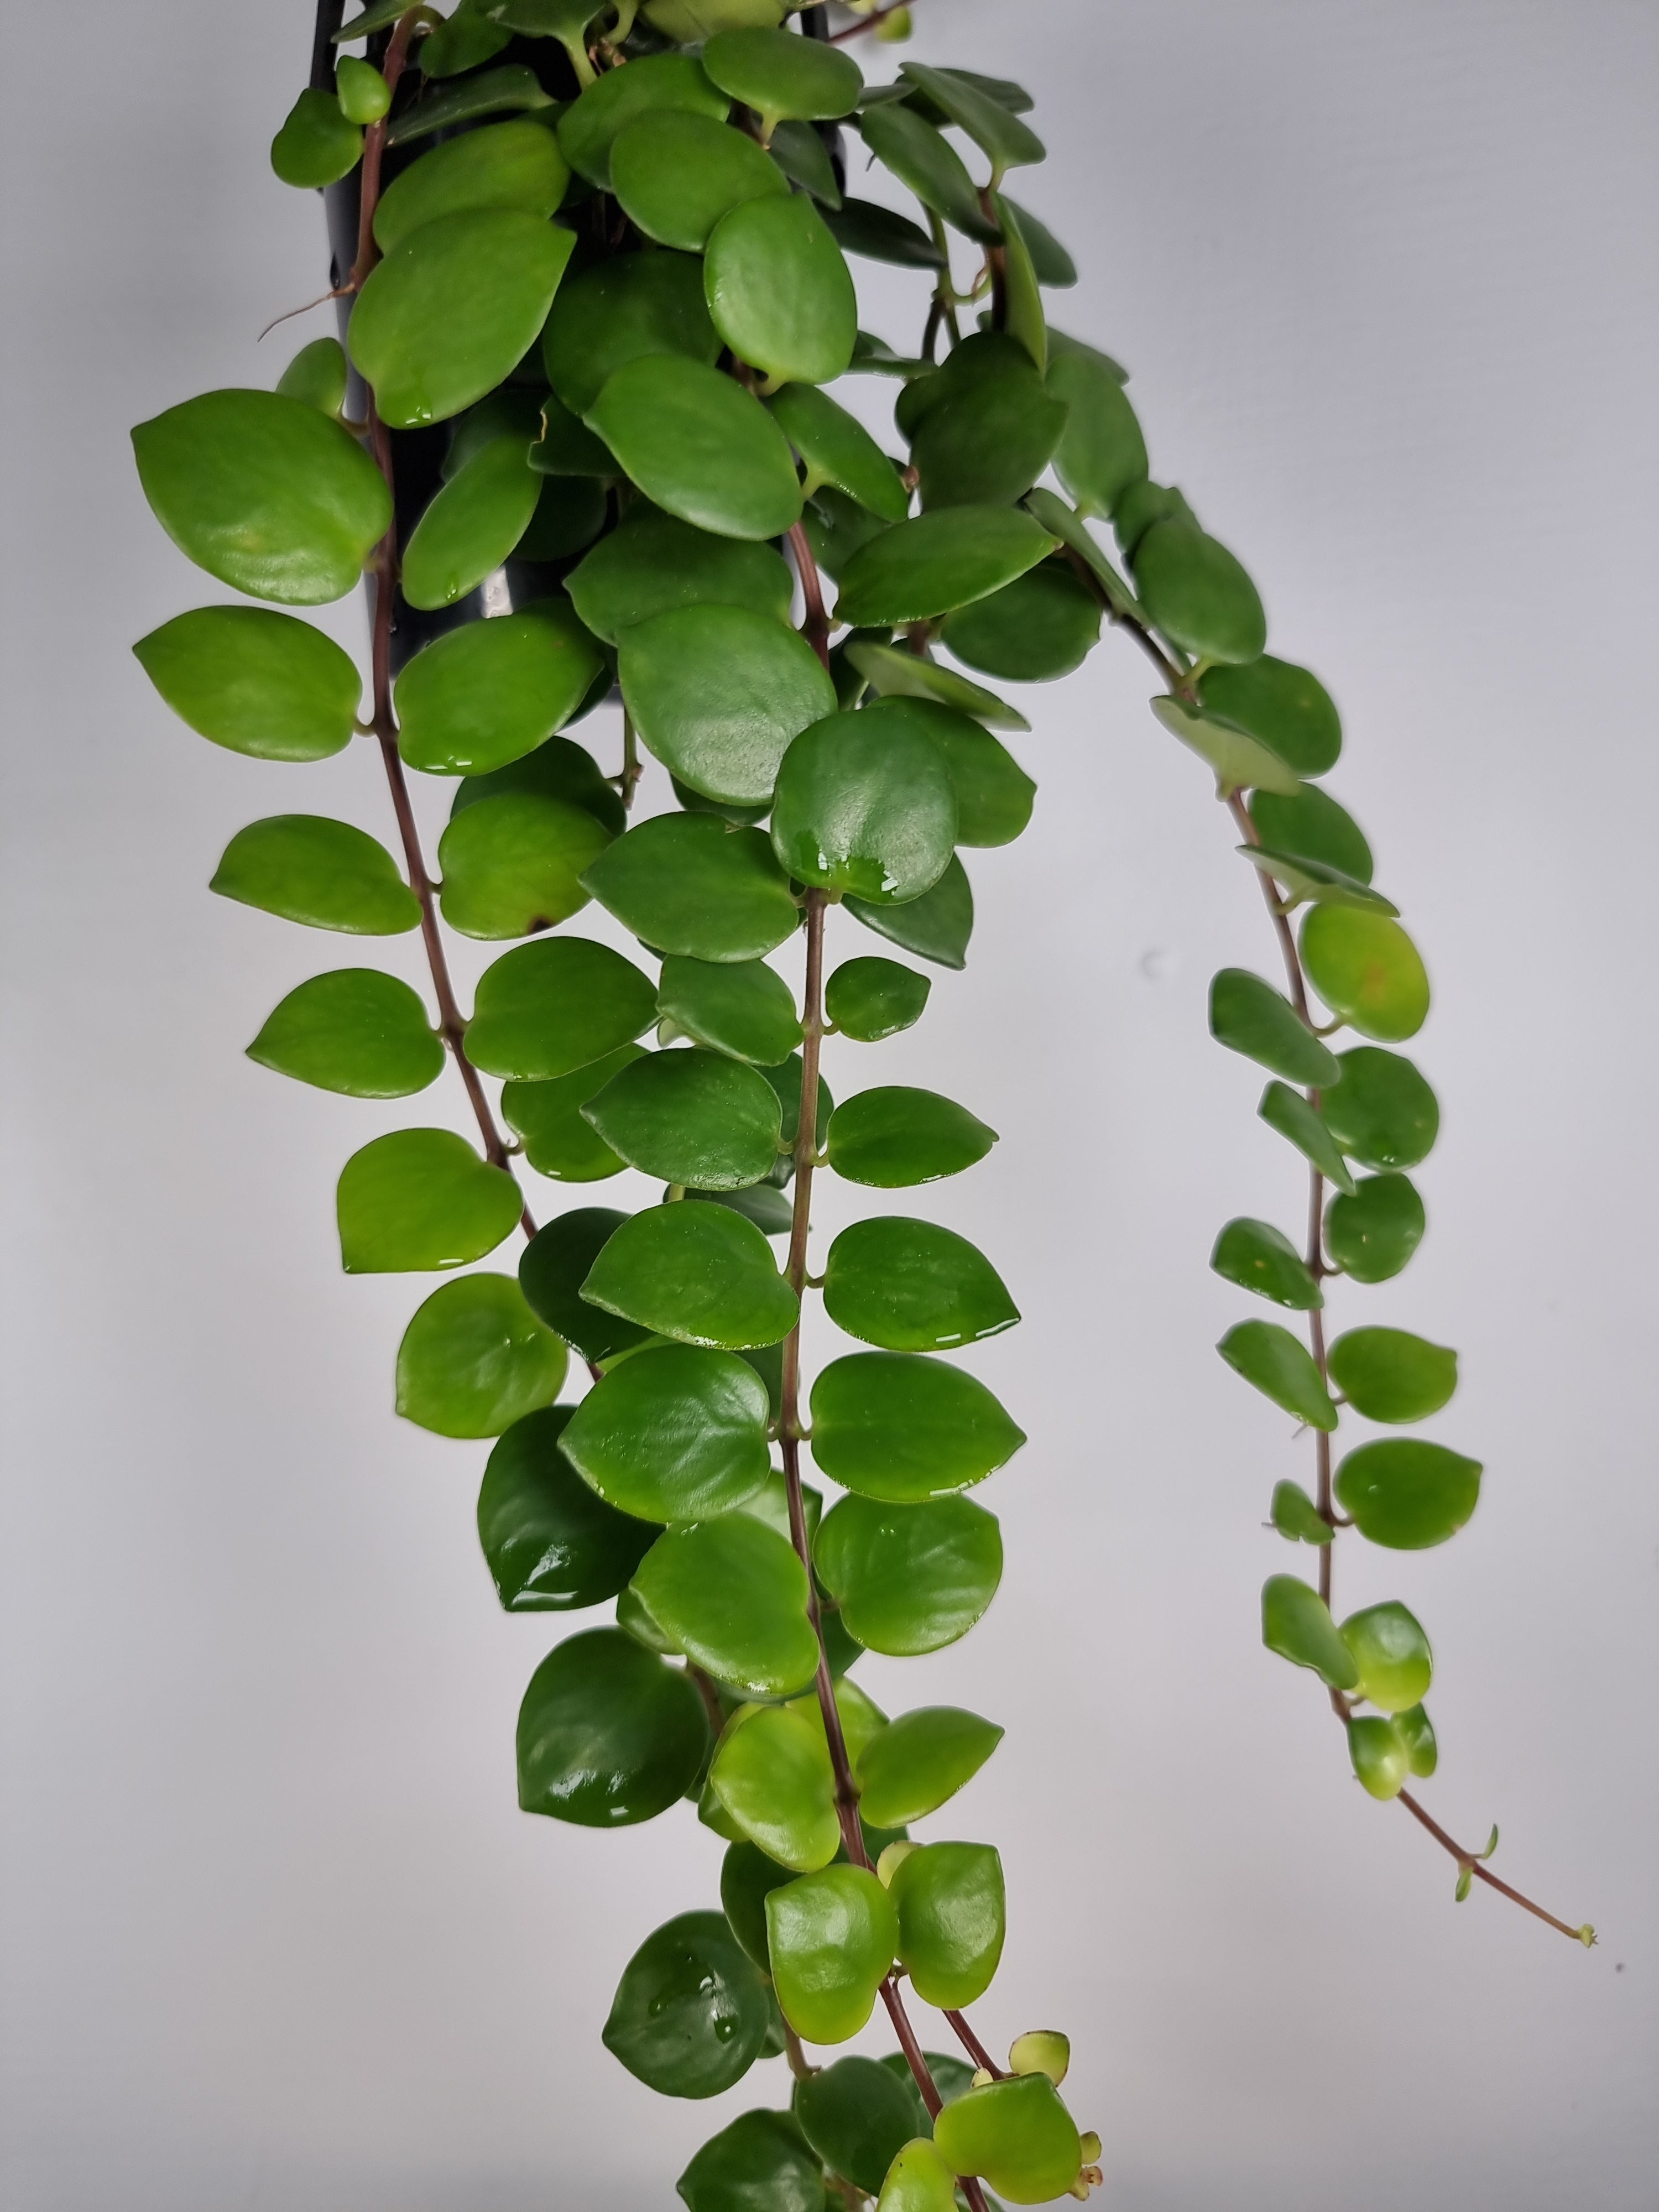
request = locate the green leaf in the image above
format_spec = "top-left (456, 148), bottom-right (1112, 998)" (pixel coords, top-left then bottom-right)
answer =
top-left (583, 1049), bottom-right (782, 1190)
top-left (517, 1625), bottom-right (708, 1824)
top-left (705, 192), bottom-right (857, 387)
top-left (248, 970), bottom-right (444, 1098)
top-left (1022, 487), bottom-right (1142, 622)
top-left (1394, 1702), bottom-right (1438, 1778)
top-left (711, 1704), bottom-right (840, 1871)
top-left (771, 699), bottom-right (958, 905)
top-left (857, 102), bottom-right (999, 243)
top-left (721, 1838), bottom-right (797, 1969)
top-left (581, 1202), bottom-right (799, 1349)
top-left (134, 606), bottom-right (361, 763)
top-left (485, 0), bottom-right (600, 37)
top-left (337, 1128), bottom-right (523, 1272)
top-left (760, 1053), bottom-right (834, 1168)
top-left (909, 336), bottom-right (1067, 511)
top-left (588, 357), bottom-right (803, 542)
top-left (770, 383), bottom-right (907, 523)
top-left (889, 1842), bottom-right (1005, 2011)
top-left (768, 1864), bottom-right (899, 2042)
top-left (1340, 1600), bottom-right (1433, 1714)
top-left (846, 640), bottom-right (1028, 733)
top-left (881, 2049), bottom-right (977, 2140)
top-left (270, 87), bottom-right (362, 188)
top-left (557, 51), bottom-right (728, 188)
top-left (855, 1705), bottom-right (1001, 1828)
top-left (941, 564), bottom-right (1100, 684)
top-left (419, 6), bottom-right (512, 75)
top-left (1240, 843), bottom-right (1396, 916)
top-left (436, 792), bottom-right (611, 940)
top-left (519, 1206), bottom-right (654, 1363)
top-left (815, 1494), bottom-right (1001, 1657)
top-left (1198, 656), bottom-right (1341, 778)
top-left (877, 2138), bottom-right (958, 2212)
top-left (932, 2075), bottom-right (1080, 2203)
top-left (276, 337), bottom-right (349, 417)
top-left (634, 1517), bottom-right (817, 1697)
top-left (504, 1051), bottom-right (645, 1184)
top-left (620, 605), bottom-right (836, 809)
top-left (604, 1909), bottom-right (775, 2099)
top-left (1334, 1439), bottom-right (1483, 1550)
top-left (1044, 349), bottom-right (1146, 519)
top-left (1324, 1173), bottom-right (1426, 1284)
top-left (544, 250), bottom-right (721, 416)
top-left (465, 935), bottom-right (658, 1080)
top-left (825, 956), bottom-right (931, 1044)
top-left (453, 731), bottom-right (624, 837)
top-left (824, 1218), bottom-right (1018, 1352)
top-left (478, 1403), bottom-right (656, 1609)
top-left (210, 815), bottom-right (416, 937)
top-left (1320, 1048), bottom-right (1438, 1170)
top-left (1270, 1479), bottom-right (1332, 1546)
top-left (1260, 1574), bottom-right (1360, 1689)
top-left (810, 1354), bottom-right (1025, 1503)
top-left (826, 1087), bottom-right (997, 1188)
top-left (659, 957), bottom-right (801, 1067)
top-left (1132, 517), bottom-right (1266, 664)
top-left (1217, 1319), bottom-right (1337, 1430)
top-left (1348, 1715), bottom-right (1410, 1801)
top-left (530, 389), bottom-right (618, 478)
top-left (1210, 1218), bottom-right (1322, 1311)
top-left (334, 0), bottom-right (426, 41)
top-left (677, 2110), bottom-right (827, 2212)
top-left (847, 853), bottom-right (974, 971)
top-left (395, 601), bottom-right (604, 776)
top-left (796, 2057), bottom-right (919, 2195)
top-left (349, 211), bottom-right (574, 430)
top-left (705, 26), bottom-right (862, 127)
top-left (823, 195), bottom-right (944, 269)
top-left (400, 437), bottom-right (542, 612)
top-left (132, 392), bottom-right (390, 607)
top-left (568, 508), bottom-right (793, 646)
top-left (1259, 1081), bottom-right (1356, 1196)
top-left (835, 507), bottom-right (1058, 629)
top-left (1002, 195), bottom-right (1076, 288)
top-left (1250, 783), bottom-right (1373, 885)
top-left (900, 60), bottom-right (1043, 175)
top-left (582, 815), bottom-right (802, 964)
top-left (1301, 908), bottom-right (1430, 1042)
top-left (1209, 968), bottom-right (1341, 1086)
top-left (912, 706), bottom-right (1034, 847)
top-left (334, 58), bottom-right (388, 125)
top-left (396, 1271), bottom-right (568, 1436)
top-left (1329, 1327), bottom-right (1457, 1425)
top-left (1149, 694), bottom-right (1302, 800)
top-left (611, 109), bottom-right (786, 255)
top-left (769, 117), bottom-right (841, 206)
top-left (385, 64), bottom-right (557, 146)
top-left (373, 117), bottom-right (569, 252)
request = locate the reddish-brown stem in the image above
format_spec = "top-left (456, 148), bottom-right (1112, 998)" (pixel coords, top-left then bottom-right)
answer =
top-left (828, 0), bottom-right (920, 41)
top-left (1397, 1791), bottom-right (1590, 1943)
top-left (788, 522), bottom-right (832, 669)
top-left (944, 2009), bottom-right (1002, 2078)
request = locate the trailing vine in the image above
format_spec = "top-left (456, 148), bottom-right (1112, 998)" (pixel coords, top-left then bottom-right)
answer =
top-left (130, 2), bottom-right (1591, 2204)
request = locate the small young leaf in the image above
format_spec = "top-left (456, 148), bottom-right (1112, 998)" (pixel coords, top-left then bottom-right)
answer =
top-left (1340, 1601), bottom-right (1433, 1714)
top-left (276, 336), bottom-right (349, 417)
top-left (396, 1271), bottom-right (567, 1437)
top-left (270, 87), bottom-right (362, 189)
top-left (1210, 1218), bottom-right (1322, 1311)
top-left (1270, 1479), bottom-right (1332, 1545)
top-left (825, 956), bottom-right (932, 1044)
top-left (1394, 1702), bottom-right (1438, 1778)
top-left (1348, 1714), bottom-right (1410, 1801)
top-left (1217, 1319), bottom-right (1337, 1430)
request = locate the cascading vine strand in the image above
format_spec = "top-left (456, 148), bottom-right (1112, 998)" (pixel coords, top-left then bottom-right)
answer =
top-left (129, 4), bottom-right (1590, 2208)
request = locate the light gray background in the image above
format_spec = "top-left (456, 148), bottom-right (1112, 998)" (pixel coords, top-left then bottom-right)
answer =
top-left (2, 2), bottom-right (1655, 2205)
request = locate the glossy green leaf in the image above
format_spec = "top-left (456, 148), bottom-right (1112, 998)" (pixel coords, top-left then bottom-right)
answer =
top-left (276, 336), bottom-right (349, 417)
top-left (270, 87), bottom-right (362, 188)
top-left (1348, 1714), bottom-right (1410, 1801)
top-left (395, 601), bottom-right (604, 776)
top-left (248, 970), bottom-right (442, 1098)
top-left (400, 437), bottom-right (542, 612)
top-left (1199, 656), bottom-right (1341, 778)
top-left (889, 1841), bottom-right (1004, 2010)
top-left (349, 211), bottom-right (573, 430)
top-left (564, 1338), bottom-right (773, 1520)
top-left (900, 60), bottom-right (1042, 174)
top-left (620, 604), bottom-right (836, 808)
top-left (846, 640), bottom-right (1028, 732)
top-left (1151, 693), bottom-right (1302, 801)
top-left (811, 1354), bottom-right (1024, 1504)
top-left (796, 2058), bottom-right (917, 2195)
top-left (1240, 843), bottom-right (1395, 916)
top-left (705, 192), bottom-right (857, 387)
top-left (771, 699), bottom-right (957, 905)
top-left (1023, 487), bottom-right (1141, 622)
top-left (721, 1838), bottom-right (797, 1970)
top-left (826, 1087), bottom-right (997, 1188)
top-left (903, 705), bottom-right (1034, 847)
top-left (583, 815), bottom-right (801, 963)
top-left (835, 506), bottom-right (1058, 628)
top-left (436, 792), bottom-right (611, 940)
top-left (1217, 1319), bottom-right (1337, 1430)
top-left (1209, 968), bottom-right (1341, 1087)
top-left (702, 1183), bottom-right (795, 1238)
top-left (910, 336), bottom-right (1067, 510)
top-left (634, 1518), bottom-right (817, 1697)
top-left (761, 1052), bottom-right (834, 1161)
top-left (1320, 1048), bottom-right (1438, 1170)
top-left (858, 101), bottom-right (999, 243)
top-left (941, 564), bottom-right (1100, 684)
top-left (453, 731), bottom-right (625, 836)
top-left (419, 6), bottom-right (512, 75)
top-left (529, 389), bottom-right (618, 479)
top-left (816, 1494), bottom-right (1001, 1657)
top-left (1044, 348), bottom-right (1146, 519)
top-left (446, 387), bottom-right (544, 478)
top-left (210, 815), bottom-right (418, 935)
top-left (934, 2074), bottom-right (1079, 2204)
top-left (385, 65), bottom-right (557, 146)
top-left (768, 1864), bottom-right (898, 2043)
top-left (1259, 1081), bottom-right (1356, 1196)
top-left (825, 956), bottom-right (931, 1044)
top-left (878, 2137), bottom-right (958, 2212)
top-left (478, 1403), bottom-right (656, 1609)
top-left (373, 117), bottom-right (568, 253)
top-left (604, 1909), bottom-right (774, 2099)
top-left (134, 606), bottom-right (361, 763)
top-left (1395, 1702), bottom-right (1438, 1778)
top-left (588, 356), bottom-right (804, 542)
top-left (133, 392), bottom-right (390, 606)
top-left (1340, 1601), bottom-right (1433, 1714)
top-left (1132, 517), bottom-right (1266, 664)
top-left (847, 854), bottom-right (974, 971)
top-left (466, 936), bottom-right (656, 1080)
top-left (659, 957), bottom-right (801, 1067)
top-left (1270, 1479), bottom-right (1332, 1546)
top-left (705, 25), bottom-right (862, 127)
top-left (1260, 1574), bottom-right (1360, 1690)
top-left (504, 1052), bottom-right (645, 1184)
top-left (855, 1706), bottom-right (1001, 1828)
top-left (519, 1206), bottom-right (654, 1363)
top-left (881, 2048), bottom-right (977, 2140)
top-left (1329, 1327), bottom-right (1457, 1424)
top-left (1324, 1173), bottom-right (1426, 1284)
top-left (611, 109), bottom-right (786, 253)
top-left (1301, 908), bottom-right (1430, 1041)
top-left (1210, 1218), bottom-right (1321, 1311)
top-left (517, 1625), bottom-right (707, 1824)
top-left (337, 1128), bottom-right (522, 1273)
top-left (1334, 1439), bottom-right (1483, 1550)
top-left (769, 116), bottom-right (840, 205)
top-left (789, 1676), bottom-right (889, 1769)
top-left (823, 195), bottom-right (942, 269)
top-left (544, 251), bottom-right (721, 416)
top-left (333, 60), bottom-right (388, 127)
top-left (396, 1271), bottom-right (568, 1436)
top-left (568, 509), bottom-right (792, 646)
top-left (769, 383), bottom-right (908, 525)
top-left (582, 1202), bottom-right (797, 1350)
top-left (824, 1218), bottom-right (1017, 1352)
top-left (558, 51), bottom-right (728, 187)
top-left (583, 1049), bottom-right (782, 1190)
top-left (677, 2108), bottom-right (827, 2212)
top-left (1250, 782), bottom-right (1373, 885)
top-left (711, 1704), bottom-right (840, 1871)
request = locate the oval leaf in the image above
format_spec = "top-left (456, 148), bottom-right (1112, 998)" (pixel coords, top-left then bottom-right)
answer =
top-left (826, 1087), bottom-right (997, 1188)
top-left (823, 1218), bottom-right (1018, 1352)
top-left (815, 1494), bottom-right (1002, 1658)
top-left (603, 1909), bottom-right (774, 2100)
top-left (465, 936), bottom-right (658, 1081)
top-left (582, 813), bottom-right (802, 963)
top-left (633, 1517), bottom-right (818, 1697)
top-left (211, 815), bottom-right (418, 934)
top-left (580, 1203), bottom-right (799, 1350)
top-left (588, 355), bottom-right (803, 542)
top-left (516, 1625), bottom-right (708, 1824)
top-left (1334, 1439), bottom-right (1483, 1549)
top-left (810, 1354), bottom-right (1025, 1503)
top-left (771, 700), bottom-right (958, 905)
top-left (133, 606), bottom-right (360, 761)
top-left (395, 1271), bottom-right (567, 1437)
top-left (854, 1706), bottom-right (1003, 1829)
top-left (478, 1403), bottom-right (656, 1609)
top-left (249, 970), bottom-right (443, 1098)
top-left (620, 604), bottom-right (837, 808)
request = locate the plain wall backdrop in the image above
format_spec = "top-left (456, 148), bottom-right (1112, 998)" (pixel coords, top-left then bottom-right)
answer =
top-left (2, 2), bottom-right (1656, 2205)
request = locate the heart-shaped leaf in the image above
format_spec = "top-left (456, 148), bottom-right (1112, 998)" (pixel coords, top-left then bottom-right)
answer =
top-left (1328, 1328), bottom-right (1457, 1423)
top-left (567, 508), bottom-right (793, 644)
top-left (604, 1910), bottom-right (775, 2103)
top-left (436, 793), bottom-right (610, 940)
top-left (395, 1272), bottom-right (568, 1437)
top-left (824, 956), bottom-right (931, 1044)
top-left (810, 1354), bottom-right (1025, 1502)
top-left (677, 2112), bottom-right (826, 2212)
top-left (210, 815), bottom-right (418, 935)
top-left (768, 1865), bottom-right (898, 2043)
top-left (580, 1202), bottom-right (799, 1349)
top-left (620, 604), bottom-right (837, 808)
top-left (847, 853), bottom-right (974, 971)
top-left (815, 1493), bottom-right (1001, 1657)
top-left (659, 957), bottom-right (802, 1067)
top-left (248, 971), bottom-right (443, 1098)
top-left (1209, 1218), bottom-right (1322, 1311)
top-left (704, 25), bottom-right (862, 127)
top-left (1302, 910), bottom-right (1431, 1042)
top-left (709, 1704), bottom-right (840, 1872)
top-left (826, 1087), bottom-right (997, 1187)
top-left (1340, 1600), bottom-right (1433, 1714)
top-left (771, 700), bottom-right (958, 905)
top-left (519, 1206), bottom-right (655, 1363)
top-left (932, 2074), bottom-right (1081, 2204)
top-left (395, 601), bottom-right (604, 776)
top-left (478, 1403), bottom-right (656, 1610)
top-left (854, 1705), bottom-right (1002, 1829)
top-left (824, 1218), bottom-right (1018, 1352)
top-left (466, 936), bottom-right (658, 1080)
top-left (337, 1128), bottom-right (523, 1272)
top-left (583, 1048), bottom-right (783, 1190)
top-left (1335, 1440), bottom-right (1483, 1550)
top-left (1324, 1173), bottom-right (1425, 1284)
top-left (270, 88), bottom-right (362, 188)
top-left (633, 1516), bottom-right (818, 1697)
top-left (1261, 1573), bottom-right (1360, 1688)
top-left (516, 1625), bottom-right (708, 1824)
top-left (889, 1842), bottom-right (1005, 2010)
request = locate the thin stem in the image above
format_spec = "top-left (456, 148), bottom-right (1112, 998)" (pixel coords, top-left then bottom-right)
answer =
top-left (782, 2020), bottom-right (817, 2083)
top-left (1397, 1790), bottom-right (1591, 1944)
top-left (944, 2008), bottom-right (1003, 2078)
top-left (789, 521), bottom-right (832, 668)
top-left (828, 0), bottom-right (920, 41)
